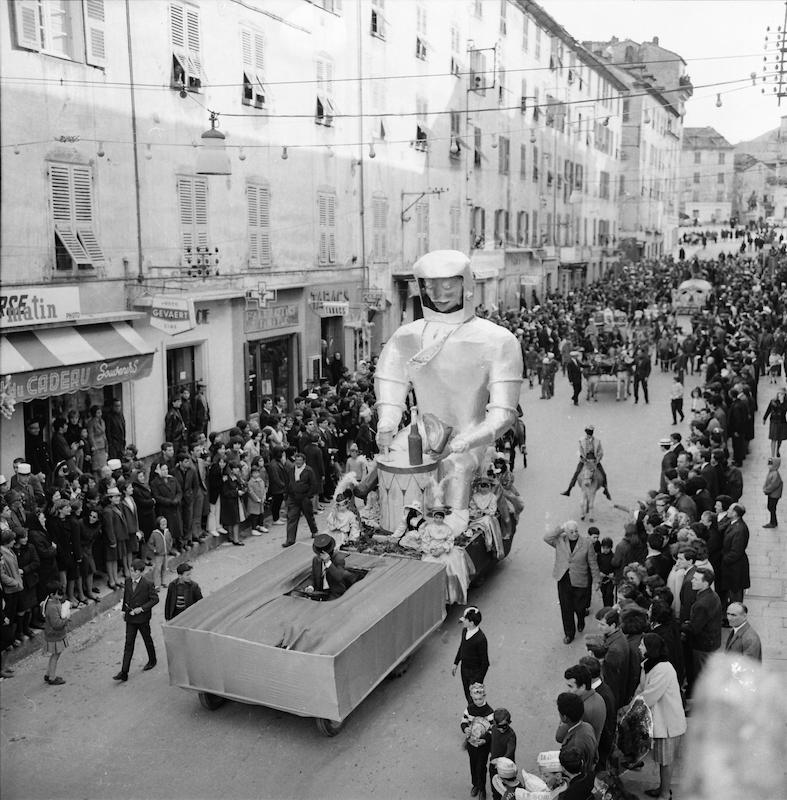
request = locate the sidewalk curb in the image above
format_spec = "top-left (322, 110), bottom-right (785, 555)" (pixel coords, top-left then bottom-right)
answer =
top-left (4, 528), bottom-right (251, 668)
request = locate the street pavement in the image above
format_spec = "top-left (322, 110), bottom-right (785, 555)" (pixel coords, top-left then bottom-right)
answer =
top-left (1, 367), bottom-right (784, 799)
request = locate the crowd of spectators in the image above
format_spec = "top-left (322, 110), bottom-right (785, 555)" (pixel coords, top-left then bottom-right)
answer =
top-left (1, 235), bottom-right (778, 800)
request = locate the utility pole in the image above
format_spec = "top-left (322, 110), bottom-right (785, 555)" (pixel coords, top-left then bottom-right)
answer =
top-left (764, 1), bottom-right (787, 105)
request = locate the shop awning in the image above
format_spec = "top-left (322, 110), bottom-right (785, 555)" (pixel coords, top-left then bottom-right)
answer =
top-left (1, 322), bottom-right (155, 402)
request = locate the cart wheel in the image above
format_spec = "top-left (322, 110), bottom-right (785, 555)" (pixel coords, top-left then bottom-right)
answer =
top-left (198, 692), bottom-right (226, 711)
top-left (387, 653), bottom-right (414, 679)
top-left (315, 717), bottom-right (344, 737)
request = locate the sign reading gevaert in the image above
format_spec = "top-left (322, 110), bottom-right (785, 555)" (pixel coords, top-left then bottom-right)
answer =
top-left (149, 296), bottom-right (196, 335)
top-left (0, 286), bottom-right (81, 328)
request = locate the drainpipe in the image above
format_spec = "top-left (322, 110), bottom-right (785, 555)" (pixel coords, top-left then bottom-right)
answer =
top-left (356, 0), bottom-right (367, 292)
top-left (125, 0), bottom-right (143, 281)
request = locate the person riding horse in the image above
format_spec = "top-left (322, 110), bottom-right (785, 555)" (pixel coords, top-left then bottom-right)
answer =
top-left (561, 424), bottom-right (611, 500)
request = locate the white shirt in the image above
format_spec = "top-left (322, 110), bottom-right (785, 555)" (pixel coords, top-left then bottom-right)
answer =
top-left (465, 626), bottom-right (479, 640)
top-left (294, 465), bottom-right (305, 481)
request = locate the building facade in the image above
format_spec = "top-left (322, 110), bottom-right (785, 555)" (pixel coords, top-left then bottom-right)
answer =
top-left (680, 126), bottom-right (735, 225)
top-left (1, 0), bottom-right (687, 467)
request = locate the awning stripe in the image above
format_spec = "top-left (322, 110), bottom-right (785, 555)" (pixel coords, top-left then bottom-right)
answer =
top-left (1, 322), bottom-right (153, 375)
top-left (2, 331), bottom-right (50, 373)
top-left (35, 326), bottom-right (104, 365)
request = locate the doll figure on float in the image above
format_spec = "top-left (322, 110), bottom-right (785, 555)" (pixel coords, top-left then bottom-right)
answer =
top-left (373, 250), bottom-right (523, 534)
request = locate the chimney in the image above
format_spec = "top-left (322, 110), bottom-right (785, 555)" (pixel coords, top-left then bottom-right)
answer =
top-left (652, 36), bottom-right (659, 45)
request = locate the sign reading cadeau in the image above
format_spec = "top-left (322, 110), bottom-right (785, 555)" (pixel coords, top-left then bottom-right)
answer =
top-left (4, 354), bottom-right (155, 402)
top-left (0, 286), bottom-right (81, 328)
top-left (149, 296), bottom-right (196, 335)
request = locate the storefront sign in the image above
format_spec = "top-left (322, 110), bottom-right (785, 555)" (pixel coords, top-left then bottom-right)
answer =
top-left (0, 286), bottom-right (81, 328)
top-left (149, 296), bottom-right (196, 335)
top-left (4, 354), bottom-right (155, 402)
top-left (321, 301), bottom-right (349, 316)
top-left (308, 287), bottom-right (350, 306)
top-left (245, 303), bottom-right (300, 333)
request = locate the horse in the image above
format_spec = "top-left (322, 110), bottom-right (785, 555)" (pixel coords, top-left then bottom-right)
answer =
top-left (578, 456), bottom-right (604, 522)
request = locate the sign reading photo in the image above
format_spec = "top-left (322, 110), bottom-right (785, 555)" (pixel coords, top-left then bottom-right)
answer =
top-left (0, 286), bottom-right (81, 328)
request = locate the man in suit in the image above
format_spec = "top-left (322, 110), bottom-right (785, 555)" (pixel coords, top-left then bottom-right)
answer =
top-left (724, 603), bottom-right (762, 661)
top-left (544, 520), bottom-right (600, 644)
top-left (304, 534), bottom-right (356, 600)
top-left (282, 452), bottom-right (319, 547)
top-left (659, 433), bottom-right (685, 492)
top-left (113, 559), bottom-right (159, 681)
top-left (566, 351), bottom-right (583, 406)
top-left (718, 502), bottom-right (751, 610)
top-left (597, 608), bottom-right (631, 710)
top-left (189, 438), bottom-right (209, 543)
top-left (681, 566), bottom-right (722, 697)
top-left (192, 381), bottom-right (210, 436)
top-left (633, 348), bottom-right (651, 404)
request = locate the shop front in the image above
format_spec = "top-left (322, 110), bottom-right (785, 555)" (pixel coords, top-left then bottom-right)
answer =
top-left (305, 281), bottom-right (361, 380)
top-left (469, 250), bottom-right (503, 311)
top-left (244, 289), bottom-right (301, 416)
top-left (0, 320), bottom-right (154, 471)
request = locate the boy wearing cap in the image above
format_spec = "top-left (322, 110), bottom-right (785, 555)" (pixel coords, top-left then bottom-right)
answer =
top-left (490, 756), bottom-right (522, 800)
top-left (488, 709), bottom-right (517, 800)
top-left (164, 563), bottom-right (203, 620)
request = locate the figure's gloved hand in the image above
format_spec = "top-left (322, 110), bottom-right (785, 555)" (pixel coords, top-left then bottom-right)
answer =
top-left (449, 437), bottom-right (470, 454)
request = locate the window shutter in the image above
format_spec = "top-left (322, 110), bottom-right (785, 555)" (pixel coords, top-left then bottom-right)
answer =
top-left (327, 194), bottom-right (336, 263)
top-left (258, 186), bottom-right (271, 265)
top-left (253, 32), bottom-right (264, 72)
top-left (241, 28), bottom-right (252, 67)
top-left (170, 3), bottom-right (185, 49)
top-left (185, 7), bottom-right (202, 80)
top-left (247, 184), bottom-right (259, 263)
top-left (194, 178), bottom-right (208, 248)
top-left (50, 164), bottom-right (94, 266)
top-left (82, 0), bottom-right (107, 67)
top-left (71, 166), bottom-right (104, 263)
top-left (14, 0), bottom-right (41, 50)
top-left (372, 196), bottom-right (387, 259)
top-left (318, 193), bottom-right (328, 264)
top-left (449, 205), bottom-right (460, 250)
top-left (178, 177), bottom-right (194, 251)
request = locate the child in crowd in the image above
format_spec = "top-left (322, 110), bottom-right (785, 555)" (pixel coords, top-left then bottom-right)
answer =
top-left (597, 536), bottom-right (615, 608)
top-left (147, 516), bottom-right (172, 589)
top-left (461, 682), bottom-right (494, 800)
top-left (488, 708), bottom-right (517, 800)
top-left (42, 580), bottom-right (70, 686)
top-left (246, 463), bottom-right (268, 535)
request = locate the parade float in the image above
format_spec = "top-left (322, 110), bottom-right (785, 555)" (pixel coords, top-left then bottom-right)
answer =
top-left (164, 251), bottom-right (524, 734)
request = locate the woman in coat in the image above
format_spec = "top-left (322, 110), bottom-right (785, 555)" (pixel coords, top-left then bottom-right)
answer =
top-left (762, 388), bottom-right (787, 458)
top-left (131, 470), bottom-right (157, 541)
top-left (220, 462), bottom-right (246, 546)
top-left (118, 478), bottom-right (142, 574)
top-left (86, 405), bottom-right (108, 474)
top-left (100, 488), bottom-right (126, 590)
top-left (13, 530), bottom-right (40, 641)
top-left (150, 463), bottom-right (184, 552)
top-left (265, 446), bottom-right (288, 525)
top-left (48, 499), bottom-right (85, 606)
top-left (206, 444), bottom-right (228, 536)
top-left (636, 633), bottom-right (686, 800)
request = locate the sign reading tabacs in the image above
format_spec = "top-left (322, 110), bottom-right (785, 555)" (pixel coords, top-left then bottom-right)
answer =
top-left (149, 296), bottom-right (196, 335)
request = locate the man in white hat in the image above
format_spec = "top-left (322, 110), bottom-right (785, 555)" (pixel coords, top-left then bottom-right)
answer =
top-left (10, 461), bottom-right (44, 511)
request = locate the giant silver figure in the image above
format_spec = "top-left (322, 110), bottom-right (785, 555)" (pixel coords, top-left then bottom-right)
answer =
top-left (374, 250), bottom-right (523, 532)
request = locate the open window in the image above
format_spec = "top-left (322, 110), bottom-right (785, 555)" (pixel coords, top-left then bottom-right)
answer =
top-left (315, 57), bottom-right (336, 126)
top-left (49, 163), bottom-right (104, 275)
top-left (241, 28), bottom-right (266, 108)
top-left (170, 2), bottom-right (202, 92)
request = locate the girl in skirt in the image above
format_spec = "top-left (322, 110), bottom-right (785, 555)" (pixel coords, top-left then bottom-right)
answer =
top-left (42, 580), bottom-right (70, 686)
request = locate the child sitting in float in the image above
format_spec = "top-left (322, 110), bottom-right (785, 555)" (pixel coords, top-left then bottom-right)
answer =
top-left (420, 505), bottom-right (470, 605)
top-left (326, 475), bottom-right (361, 548)
top-left (468, 477), bottom-right (504, 558)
